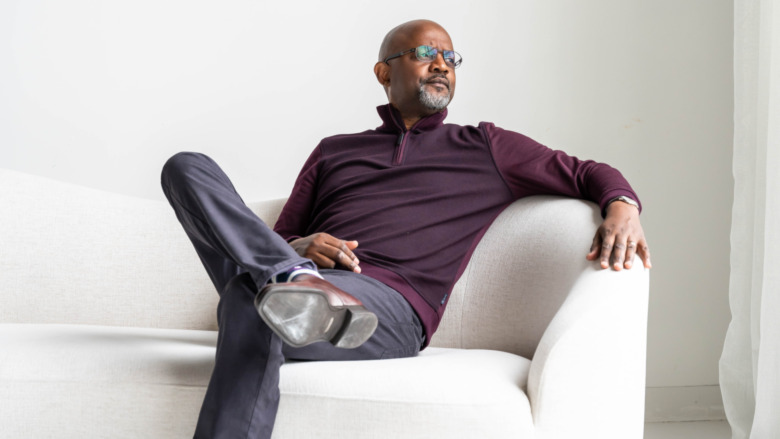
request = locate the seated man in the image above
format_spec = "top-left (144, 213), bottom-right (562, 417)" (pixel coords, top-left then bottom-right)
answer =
top-left (161, 18), bottom-right (651, 439)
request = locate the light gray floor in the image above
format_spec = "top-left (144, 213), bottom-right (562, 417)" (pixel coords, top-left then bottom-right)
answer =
top-left (644, 421), bottom-right (731, 439)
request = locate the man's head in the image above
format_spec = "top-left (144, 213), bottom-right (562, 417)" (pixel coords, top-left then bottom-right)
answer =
top-left (374, 20), bottom-right (458, 122)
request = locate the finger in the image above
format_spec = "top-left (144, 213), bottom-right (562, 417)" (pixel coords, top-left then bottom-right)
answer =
top-left (586, 232), bottom-right (601, 261)
top-left (336, 249), bottom-right (361, 273)
top-left (624, 239), bottom-right (638, 269)
top-left (310, 252), bottom-right (337, 270)
top-left (599, 234), bottom-right (614, 269)
top-left (611, 236), bottom-right (627, 271)
top-left (638, 241), bottom-right (652, 269)
top-left (307, 235), bottom-right (341, 269)
top-left (344, 240), bottom-right (361, 272)
top-left (326, 241), bottom-right (360, 272)
top-left (337, 240), bottom-right (358, 263)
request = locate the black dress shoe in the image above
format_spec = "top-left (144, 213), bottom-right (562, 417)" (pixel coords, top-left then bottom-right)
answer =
top-left (254, 274), bottom-right (378, 349)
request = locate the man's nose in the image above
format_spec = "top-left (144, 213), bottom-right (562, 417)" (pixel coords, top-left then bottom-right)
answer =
top-left (429, 51), bottom-right (450, 73)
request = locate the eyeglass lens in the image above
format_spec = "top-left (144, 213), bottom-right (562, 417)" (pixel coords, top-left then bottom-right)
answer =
top-left (415, 45), bottom-right (460, 67)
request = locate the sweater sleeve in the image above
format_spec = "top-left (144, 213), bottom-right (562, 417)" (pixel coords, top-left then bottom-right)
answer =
top-left (482, 123), bottom-right (642, 216)
top-left (273, 145), bottom-right (322, 240)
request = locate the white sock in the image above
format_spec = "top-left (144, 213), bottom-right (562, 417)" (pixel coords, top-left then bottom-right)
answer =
top-left (270, 266), bottom-right (322, 283)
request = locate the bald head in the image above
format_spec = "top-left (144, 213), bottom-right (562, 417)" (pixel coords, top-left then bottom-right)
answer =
top-left (378, 19), bottom-right (451, 61)
top-left (374, 19), bottom-right (457, 129)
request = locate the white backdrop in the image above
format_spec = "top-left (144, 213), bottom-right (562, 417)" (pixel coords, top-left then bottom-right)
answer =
top-left (0, 0), bottom-right (734, 419)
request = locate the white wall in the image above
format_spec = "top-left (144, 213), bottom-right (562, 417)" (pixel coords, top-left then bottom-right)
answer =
top-left (0, 0), bottom-right (733, 420)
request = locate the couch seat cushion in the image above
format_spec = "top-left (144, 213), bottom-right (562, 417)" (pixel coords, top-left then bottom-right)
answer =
top-left (1, 323), bottom-right (533, 438)
top-left (276, 347), bottom-right (534, 438)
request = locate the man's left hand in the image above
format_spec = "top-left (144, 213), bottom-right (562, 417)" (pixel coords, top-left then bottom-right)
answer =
top-left (586, 201), bottom-right (652, 270)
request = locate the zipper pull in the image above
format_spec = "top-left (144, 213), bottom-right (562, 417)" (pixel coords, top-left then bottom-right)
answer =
top-left (396, 131), bottom-right (405, 146)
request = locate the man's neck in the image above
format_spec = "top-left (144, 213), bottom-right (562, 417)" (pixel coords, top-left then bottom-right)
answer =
top-left (400, 109), bottom-right (442, 131)
top-left (401, 116), bottom-right (421, 130)
top-left (389, 103), bottom-right (444, 130)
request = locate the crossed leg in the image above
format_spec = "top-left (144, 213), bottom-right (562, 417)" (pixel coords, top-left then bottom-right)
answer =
top-left (161, 152), bottom-right (422, 439)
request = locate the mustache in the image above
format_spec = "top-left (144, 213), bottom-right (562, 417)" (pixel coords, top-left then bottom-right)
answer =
top-left (421, 74), bottom-right (450, 90)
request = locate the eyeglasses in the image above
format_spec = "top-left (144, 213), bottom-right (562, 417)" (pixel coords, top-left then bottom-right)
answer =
top-left (383, 45), bottom-right (463, 69)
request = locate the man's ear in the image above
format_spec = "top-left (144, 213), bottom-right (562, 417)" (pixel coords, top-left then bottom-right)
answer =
top-left (374, 62), bottom-right (390, 87)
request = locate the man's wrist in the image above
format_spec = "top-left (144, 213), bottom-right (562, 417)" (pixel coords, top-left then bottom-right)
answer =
top-left (607, 195), bottom-right (640, 210)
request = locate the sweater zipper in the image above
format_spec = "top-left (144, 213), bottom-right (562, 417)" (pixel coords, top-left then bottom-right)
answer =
top-left (390, 111), bottom-right (409, 166)
top-left (393, 131), bottom-right (409, 165)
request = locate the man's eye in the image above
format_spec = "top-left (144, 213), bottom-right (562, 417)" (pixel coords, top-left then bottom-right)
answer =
top-left (418, 47), bottom-right (435, 58)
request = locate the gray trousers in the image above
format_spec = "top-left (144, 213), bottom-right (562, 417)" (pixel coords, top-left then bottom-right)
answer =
top-left (161, 152), bottom-right (423, 439)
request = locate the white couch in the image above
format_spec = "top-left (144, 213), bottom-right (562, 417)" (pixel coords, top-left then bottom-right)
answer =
top-left (0, 169), bottom-right (649, 438)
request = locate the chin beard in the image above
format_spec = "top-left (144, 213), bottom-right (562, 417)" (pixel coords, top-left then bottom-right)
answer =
top-left (418, 84), bottom-right (450, 111)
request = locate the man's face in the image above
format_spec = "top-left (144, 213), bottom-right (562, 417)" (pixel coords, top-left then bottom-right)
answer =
top-left (382, 24), bottom-right (457, 118)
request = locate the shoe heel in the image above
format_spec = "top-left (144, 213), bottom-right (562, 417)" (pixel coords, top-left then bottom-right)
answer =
top-left (331, 306), bottom-right (378, 349)
top-left (256, 289), bottom-right (343, 348)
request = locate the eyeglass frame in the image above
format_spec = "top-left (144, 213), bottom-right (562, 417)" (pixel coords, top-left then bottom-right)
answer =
top-left (383, 45), bottom-right (463, 69)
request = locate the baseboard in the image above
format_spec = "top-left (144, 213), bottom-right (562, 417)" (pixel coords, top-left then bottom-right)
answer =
top-left (645, 385), bottom-right (726, 423)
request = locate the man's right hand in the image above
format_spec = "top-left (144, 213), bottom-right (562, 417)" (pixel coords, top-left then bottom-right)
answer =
top-left (289, 233), bottom-right (361, 273)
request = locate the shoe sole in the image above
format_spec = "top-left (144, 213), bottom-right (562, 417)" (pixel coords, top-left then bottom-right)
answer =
top-left (254, 286), bottom-right (378, 349)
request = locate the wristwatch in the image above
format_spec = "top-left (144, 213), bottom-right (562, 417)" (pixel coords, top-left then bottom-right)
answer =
top-left (608, 195), bottom-right (640, 209)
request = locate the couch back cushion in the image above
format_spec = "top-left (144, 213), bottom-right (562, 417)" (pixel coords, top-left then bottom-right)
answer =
top-left (0, 169), bottom-right (282, 331)
top-left (1, 170), bottom-right (601, 358)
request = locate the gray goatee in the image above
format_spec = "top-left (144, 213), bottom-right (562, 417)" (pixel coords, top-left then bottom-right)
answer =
top-left (418, 82), bottom-right (450, 111)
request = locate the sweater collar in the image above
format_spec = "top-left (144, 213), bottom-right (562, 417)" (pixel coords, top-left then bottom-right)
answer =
top-left (376, 104), bottom-right (448, 133)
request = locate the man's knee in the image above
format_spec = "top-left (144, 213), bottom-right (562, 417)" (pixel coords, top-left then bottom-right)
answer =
top-left (160, 151), bottom-right (213, 185)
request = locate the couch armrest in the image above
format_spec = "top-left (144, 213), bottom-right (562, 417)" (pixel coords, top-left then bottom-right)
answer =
top-left (528, 258), bottom-right (649, 439)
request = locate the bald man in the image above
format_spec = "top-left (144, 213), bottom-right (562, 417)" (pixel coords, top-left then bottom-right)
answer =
top-left (161, 19), bottom-right (650, 439)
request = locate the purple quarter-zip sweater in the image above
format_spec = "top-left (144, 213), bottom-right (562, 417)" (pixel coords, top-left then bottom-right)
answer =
top-left (274, 104), bottom-right (641, 347)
